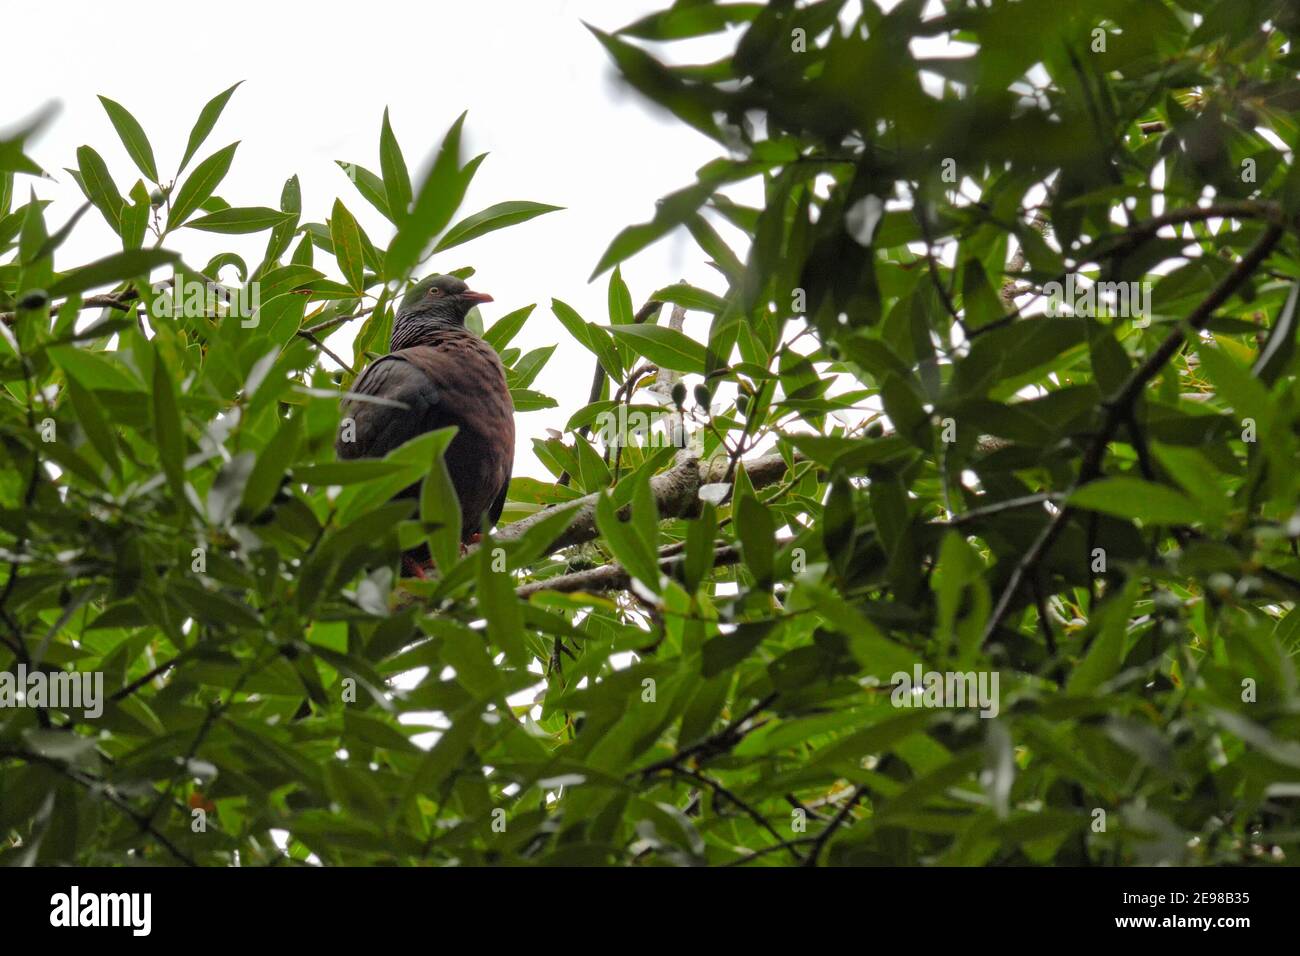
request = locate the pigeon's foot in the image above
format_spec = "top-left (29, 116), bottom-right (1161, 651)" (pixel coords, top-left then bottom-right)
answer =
top-left (401, 555), bottom-right (432, 579)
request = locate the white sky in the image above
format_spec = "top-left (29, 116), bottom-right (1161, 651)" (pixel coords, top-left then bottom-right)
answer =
top-left (8, 0), bottom-right (754, 479)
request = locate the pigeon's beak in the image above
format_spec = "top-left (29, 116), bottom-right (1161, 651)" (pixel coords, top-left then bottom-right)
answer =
top-left (461, 290), bottom-right (493, 304)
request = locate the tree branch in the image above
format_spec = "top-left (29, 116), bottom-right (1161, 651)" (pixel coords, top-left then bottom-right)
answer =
top-left (518, 490), bottom-right (1053, 598)
top-left (0, 290), bottom-right (138, 326)
top-left (517, 542), bottom-right (741, 597)
top-left (634, 693), bottom-right (778, 778)
top-left (980, 222), bottom-right (1285, 644)
top-left (493, 449), bottom-right (797, 561)
top-left (296, 329), bottom-right (354, 373)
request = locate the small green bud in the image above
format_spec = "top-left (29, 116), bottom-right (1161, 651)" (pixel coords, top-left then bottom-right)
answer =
top-left (671, 381), bottom-right (687, 408)
top-left (149, 188), bottom-right (166, 207)
top-left (735, 394), bottom-right (749, 417)
top-left (866, 421), bottom-right (884, 438)
top-left (693, 383), bottom-right (712, 408)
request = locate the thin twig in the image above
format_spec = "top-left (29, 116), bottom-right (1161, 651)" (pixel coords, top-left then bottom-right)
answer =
top-left (802, 783), bottom-right (867, 866)
top-left (297, 329), bottom-right (354, 373)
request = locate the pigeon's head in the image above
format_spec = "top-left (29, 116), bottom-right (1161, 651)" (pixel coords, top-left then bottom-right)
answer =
top-left (396, 274), bottom-right (493, 327)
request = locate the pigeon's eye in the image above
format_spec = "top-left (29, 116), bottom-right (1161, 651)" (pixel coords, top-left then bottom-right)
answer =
top-left (428, 288), bottom-right (443, 297)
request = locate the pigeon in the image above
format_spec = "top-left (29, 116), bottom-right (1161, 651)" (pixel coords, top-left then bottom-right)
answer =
top-left (336, 275), bottom-right (514, 575)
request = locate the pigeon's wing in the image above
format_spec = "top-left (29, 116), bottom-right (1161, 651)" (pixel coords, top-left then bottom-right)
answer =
top-left (488, 456), bottom-right (512, 528)
top-left (396, 335), bottom-right (515, 538)
top-left (336, 353), bottom-right (448, 461)
top-left (338, 332), bottom-right (515, 540)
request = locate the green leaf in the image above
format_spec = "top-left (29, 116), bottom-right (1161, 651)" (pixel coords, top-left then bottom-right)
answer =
top-left (682, 502), bottom-right (718, 593)
top-left (586, 26), bottom-right (722, 143)
top-left (330, 199), bottom-right (366, 293)
top-left (97, 96), bottom-right (158, 183)
top-left (595, 487), bottom-right (660, 588)
top-left (64, 377), bottom-right (121, 478)
top-left (629, 469), bottom-right (660, 563)
top-left (609, 266), bottom-right (634, 325)
top-left (295, 460), bottom-right (411, 486)
top-left (703, 620), bottom-right (775, 678)
top-left (805, 583), bottom-right (919, 679)
top-left (483, 303), bottom-right (534, 352)
top-left (121, 183), bottom-right (149, 250)
top-left (208, 451), bottom-right (256, 525)
top-left (336, 161), bottom-right (390, 221)
top-left (186, 206), bottom-right (293, 234)
top-left (589, 156), bottom-right (762, 281)
top-left (1068, 478), bottom-right (1200, 526)
top-left (47, 345), bottom-right (143, 393)
top-left (1067, 582), bottom-right (1139, 695)
top-left (1253, 281), bottom-right (1299, 386)
top-left (510, 388), bottom-right (559, 412)
top-left (31, 201), bottom-right (93, 263)
top-left (334, 429), bottom-right (451, 526)
top-left (433, 200), bottom-right (562, 253)
top-left (46, 248), bottom-right (179, 299)
top-left (151, 345), bottom-right (187, 503)
top-left (417, 427), bottom-right (461, 572)
top-left (649, 282), bottom-right (728, 314)
top-left (1197, 341), bottom-right (1274, 431)
top-left (379, 107), bottom-right (412, 220)
top-left (1149, 442), bottom-right (1229, 523)
top-left (608, 324), bottom-right (707, 374)
top-left (240, 414), bottom-right (303, 518)
top-left (735, 494), bottom-right (774, 588)
top-left (168, 142), bottom-right (239, 229)
top-left (550, 297), bottom-right (592, 349)
top-left (179, 82), bottom-right (241, 175)
top-left (74, 145), bottom-right (123, 232)
top-left (553, 299), bottom-right (624, 380)
top-left (478, 538), bottom-right (527, 664)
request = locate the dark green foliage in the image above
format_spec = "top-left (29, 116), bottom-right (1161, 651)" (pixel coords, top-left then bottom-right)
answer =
top-left (2, 1), bottom-right (1300, 867)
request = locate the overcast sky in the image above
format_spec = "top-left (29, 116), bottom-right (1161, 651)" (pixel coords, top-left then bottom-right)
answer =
top-left (8, 0), bottom-right (754, 478)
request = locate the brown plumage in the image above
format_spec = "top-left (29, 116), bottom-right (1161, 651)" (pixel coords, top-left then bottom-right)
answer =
top-left (336, 275), bottom-right (514, 570)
